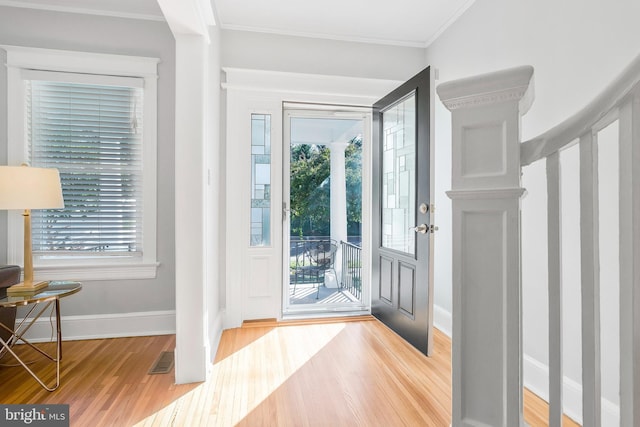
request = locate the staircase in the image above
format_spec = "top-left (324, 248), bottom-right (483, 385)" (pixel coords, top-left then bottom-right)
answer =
top-left (437, 55), bottom-right (640, 426)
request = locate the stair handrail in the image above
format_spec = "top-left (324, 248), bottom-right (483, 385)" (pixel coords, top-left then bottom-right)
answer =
top-left (522, 54), bottom-right (640, 166)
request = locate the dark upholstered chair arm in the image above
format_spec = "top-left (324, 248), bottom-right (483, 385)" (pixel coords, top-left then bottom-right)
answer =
top-left (0, 265), bottom-right (21, 291)
top-left (0, 265), bottom-right (21, 344)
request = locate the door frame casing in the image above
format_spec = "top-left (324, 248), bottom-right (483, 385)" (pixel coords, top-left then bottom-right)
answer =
top-left (222, 68), bottom-right (401, 328)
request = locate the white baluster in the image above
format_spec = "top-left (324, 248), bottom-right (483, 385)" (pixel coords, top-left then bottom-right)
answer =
top-left (546, 152), bottom-right (563, 427)
top-left (618, 89), bottom-right (640, 427)
top-left (579, 131), bottom-right (602, 426)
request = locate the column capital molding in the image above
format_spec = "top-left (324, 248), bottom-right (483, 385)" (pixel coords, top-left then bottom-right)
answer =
top-left (328, 140), bottom-right (350, 150)
top-left (437, 66), bottom-right (534, 114)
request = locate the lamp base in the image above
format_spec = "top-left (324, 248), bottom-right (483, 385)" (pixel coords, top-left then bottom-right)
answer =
top-left (7, 281), bottom-right (49, 296)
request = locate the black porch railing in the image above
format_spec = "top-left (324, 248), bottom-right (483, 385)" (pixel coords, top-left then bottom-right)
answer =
top-left (289, 239), bottom-right (337, 283)
top-left (340, 240), bottom-right (362, 301)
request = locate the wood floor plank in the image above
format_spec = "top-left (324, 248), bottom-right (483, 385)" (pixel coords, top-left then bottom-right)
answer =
top-left (0, 319), bottom-right (579, 426)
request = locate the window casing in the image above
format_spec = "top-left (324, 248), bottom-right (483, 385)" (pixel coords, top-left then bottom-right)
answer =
top-left (4, 46), bottom-right (158, 280)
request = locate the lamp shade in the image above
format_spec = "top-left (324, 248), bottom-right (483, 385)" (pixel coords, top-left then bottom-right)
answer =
top-left (0, 166), bottom-right (65, 210)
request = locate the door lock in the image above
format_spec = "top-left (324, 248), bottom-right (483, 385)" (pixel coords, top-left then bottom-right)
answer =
top-left (410, 224), bottom-right (428, 234)
top-left (410, 224), bottom-right (438, 234)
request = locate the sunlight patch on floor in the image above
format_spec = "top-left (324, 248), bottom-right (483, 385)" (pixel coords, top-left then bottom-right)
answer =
top-left (133, 322), bottom-right (346, 426)
top-left (213, 322), bottom-right (345, 425)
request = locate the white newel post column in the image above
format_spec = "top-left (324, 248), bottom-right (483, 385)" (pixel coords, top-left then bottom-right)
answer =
top-left (329, 141), bottom-right (349, 287)
top-left (437, 66), bottom-right (534, 427)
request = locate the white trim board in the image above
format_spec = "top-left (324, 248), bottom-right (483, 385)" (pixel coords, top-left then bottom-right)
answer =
top-left (15, 310), bottom-right (175, 342)
top-left (523, 354), bottom-right (620, 426)
top-left (1, 45), bottom-right (159, 77)
top-left (206, 309), bottom-right (225, 377)
top-left (433, 304), bottom-right (452, 338)
top-left (222, 67), bottom-right (401, 105)
top-left (431, 305), bottom-right (622, 426)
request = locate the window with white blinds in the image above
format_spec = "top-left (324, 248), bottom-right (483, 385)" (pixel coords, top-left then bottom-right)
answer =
top-left (5, 46), bottom-right (158, 280)
top-left (26, 77), bottom-right (144, 257)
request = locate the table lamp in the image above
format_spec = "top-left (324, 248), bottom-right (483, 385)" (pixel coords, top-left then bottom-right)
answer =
top-left (0, 165), bottom-right (65, 295)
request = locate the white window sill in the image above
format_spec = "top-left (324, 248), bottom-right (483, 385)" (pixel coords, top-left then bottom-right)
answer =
top-left (30, 261), bottom-right (159, 282)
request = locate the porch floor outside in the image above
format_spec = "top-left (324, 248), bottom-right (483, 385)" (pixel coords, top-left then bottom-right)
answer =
top-left (289, 282), bottom-right (360, 305)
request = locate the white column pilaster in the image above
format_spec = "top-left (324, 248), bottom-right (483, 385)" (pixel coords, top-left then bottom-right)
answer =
top-left (329, 141), bottom-right (349, 287)
top-left (437, 66), bottom-right (534, 427)
top-left (157, 0), bottom-right (217, 386)
top-left (173, 34), bottom-right (208, 385)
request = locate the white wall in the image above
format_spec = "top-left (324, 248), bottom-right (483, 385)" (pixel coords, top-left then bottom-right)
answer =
top-left (427, 0), bottom-right (640, 422)
top-left (0, 6), bottom-right (177, 337)
top-left (221, 29), bottom-right (426, 81)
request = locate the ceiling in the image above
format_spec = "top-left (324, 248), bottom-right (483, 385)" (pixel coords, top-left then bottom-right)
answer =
top-left (0, 0), bottom-right (475, 47)
top-left (214, 0), bottom-right (475, 47)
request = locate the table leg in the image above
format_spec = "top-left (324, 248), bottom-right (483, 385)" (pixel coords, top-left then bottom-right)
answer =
top-left (0, 299), bottom-right (62, 391)
top-left (56, 299), bottom-right (62, 361)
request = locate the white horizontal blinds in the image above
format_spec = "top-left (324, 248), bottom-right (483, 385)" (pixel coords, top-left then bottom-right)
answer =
top-left (26, 76), bottom-right (144, 257)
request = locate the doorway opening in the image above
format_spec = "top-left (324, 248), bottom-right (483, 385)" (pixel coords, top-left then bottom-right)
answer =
top-left (283, 105), bottom-right (371, 316)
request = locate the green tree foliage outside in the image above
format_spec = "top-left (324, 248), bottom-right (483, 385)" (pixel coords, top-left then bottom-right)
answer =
top-left (290, 137), bottom-right (362, 238)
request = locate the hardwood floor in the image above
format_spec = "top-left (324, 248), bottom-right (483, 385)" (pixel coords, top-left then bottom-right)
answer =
top-left (0, 317), bottom-right (579, 426)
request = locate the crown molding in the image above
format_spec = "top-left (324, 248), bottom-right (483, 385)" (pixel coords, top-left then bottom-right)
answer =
top-left (0, 0), bottom-right (165, 22)
top-left (423, 0), bottom-right (477, 48)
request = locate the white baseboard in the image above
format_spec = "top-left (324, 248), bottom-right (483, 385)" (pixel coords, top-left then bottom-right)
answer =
top-left (433, 306), bottom-right (619, 425)
top-left (207, 310), bottom-right (224, 378)
top-left (523, 354), bottom-right (620, 426)
top-left (16, 310), bottom-right (176, 342)
top-left (433, 304), bottom-right (452, 337)
top-left (208, 309), bottom-right (225, 366)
